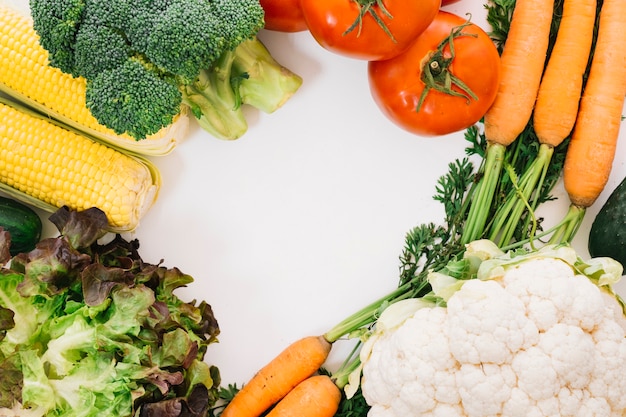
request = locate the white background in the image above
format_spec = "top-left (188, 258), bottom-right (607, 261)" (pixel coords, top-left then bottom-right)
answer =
top-left (5, 0), bottom-right (626, 387)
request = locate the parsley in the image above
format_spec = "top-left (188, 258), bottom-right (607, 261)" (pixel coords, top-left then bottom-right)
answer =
top-left (485, 0), bottom-right (515, 52)
top-left (335, 387), bottom-right (370, 417)
top-left (209, 384), bottom-right (241, 417)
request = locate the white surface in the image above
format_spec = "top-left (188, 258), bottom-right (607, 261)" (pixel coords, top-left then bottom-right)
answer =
top-left (8, 0), bottom-right (626, 387)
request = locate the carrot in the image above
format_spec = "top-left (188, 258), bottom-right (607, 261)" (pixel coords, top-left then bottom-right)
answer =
top-left (563, 0), bottom-right (626, 209)
top-left (265, 375), bottom-right (342, 417)
top-left (533, 0), bottom-right (597, 147)
top-left (220, 335), bottom-right (332, 417)
top-left (483, 0), bottom-right (554, 146)
top-left (461, 0), bottom-right (554, 244)
top-left (545, 0), bottom-right (626, 245)
top-left (487, 0), bottom-right (597, 247)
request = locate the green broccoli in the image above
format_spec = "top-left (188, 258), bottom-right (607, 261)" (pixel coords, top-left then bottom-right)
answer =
top-left (29, 0), bottom-right (302, 141)
top-left (125, 0), bottom-right (173, 51)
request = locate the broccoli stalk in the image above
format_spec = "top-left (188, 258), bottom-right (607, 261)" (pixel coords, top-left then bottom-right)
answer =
top-left (29, 0), bottom-right (303, 141)
top-left (180, 48), bottom-right (249, 141)
top-left (179, 35), bottom-right (304, 140)
top-left (232, 36), bottom-right (303, 114)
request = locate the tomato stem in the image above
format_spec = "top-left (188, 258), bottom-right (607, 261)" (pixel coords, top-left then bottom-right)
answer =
top-left (417, 19), bottom-right (478, 112)
top-left (343, 0), bottom-right (396, 42)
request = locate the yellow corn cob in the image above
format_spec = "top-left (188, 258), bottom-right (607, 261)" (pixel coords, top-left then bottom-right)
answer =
top-left (0, 95), bottom-right (160, 231)
top-left (0, 3), bottom-right (189, 156)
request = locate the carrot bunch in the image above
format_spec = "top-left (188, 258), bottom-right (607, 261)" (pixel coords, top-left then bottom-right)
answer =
top-left (465, 0), bottom-right (625, 247)
top-left (488, 0), bottom-right (597, 246)
top-left (503, 0), bottom-right (626, 245)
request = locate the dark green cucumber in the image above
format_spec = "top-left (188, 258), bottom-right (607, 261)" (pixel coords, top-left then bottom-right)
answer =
top-left (588, 176), bottom-right (626, 266)
top-left (0, 196), bottom-right (42, 255)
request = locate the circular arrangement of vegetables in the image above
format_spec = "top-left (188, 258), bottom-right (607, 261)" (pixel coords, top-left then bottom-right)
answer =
top-left (0, 0), bottom-right (625, 416)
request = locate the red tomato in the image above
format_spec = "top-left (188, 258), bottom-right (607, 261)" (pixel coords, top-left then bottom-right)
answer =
top-left (260, 0), bottom-right (308, 32)
top-left (368, 11), bottom-right (501, 136)
top-left (300, 0), bottom-right (441, 61)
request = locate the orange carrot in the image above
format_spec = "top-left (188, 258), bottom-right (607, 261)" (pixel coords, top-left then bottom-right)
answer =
top-left (461, 0), bottom-right (555, 244)
top-left (533, 0), bottom-right (597, 147)
top-left (483, 0), bottom-right (554, 146)
top-left (265, 375), bottom-right (342, 417)
top-left (221, 335), bottom-right (332, 417)
top-left (563, 0), bottom-right (626, 208)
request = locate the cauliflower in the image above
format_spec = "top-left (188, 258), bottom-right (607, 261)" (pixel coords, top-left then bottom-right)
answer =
top-left (359, 241), bottom-right (626, 417)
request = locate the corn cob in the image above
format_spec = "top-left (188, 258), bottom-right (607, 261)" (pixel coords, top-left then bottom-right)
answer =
top-left (0, 3), bottom-right (189, 156)
top-left (0, 95), bottom-right (160, 231)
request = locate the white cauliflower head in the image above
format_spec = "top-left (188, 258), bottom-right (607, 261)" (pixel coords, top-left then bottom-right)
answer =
top-left (360, 242), bottom-right (626, 417)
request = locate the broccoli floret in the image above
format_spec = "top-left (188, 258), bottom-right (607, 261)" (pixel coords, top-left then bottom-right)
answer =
top-left (209, 0), bottom-right (265, 49)
top-left (81, 0), bottom-right (131, 28)
top-left (144, 0), bottom-right (226, 84)
top-left (73, 17), bottom-right (131, 80)
top-left (85, 59), bottom-right (183, 140)
top-left (125, 0), bottom-right (174, 51)
top-left (29, 0), bottom-right (85, 76)
top-left (30, 0), bottom-right (302, 140)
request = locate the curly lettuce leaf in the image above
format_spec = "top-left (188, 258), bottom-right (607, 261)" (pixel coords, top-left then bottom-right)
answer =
top-left (0, 207), bottom-right (221, 417)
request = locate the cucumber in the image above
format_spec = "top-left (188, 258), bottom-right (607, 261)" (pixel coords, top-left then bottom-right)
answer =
top-left (588, 176), bottom-right (626, 266)
top-left (0, 196), bottom-right (43, 255)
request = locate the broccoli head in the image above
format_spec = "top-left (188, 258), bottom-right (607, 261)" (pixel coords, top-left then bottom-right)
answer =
top-left (81, 0), bottom-right (131, 28)
top-left (30, 0), bottom-right (302, 141)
